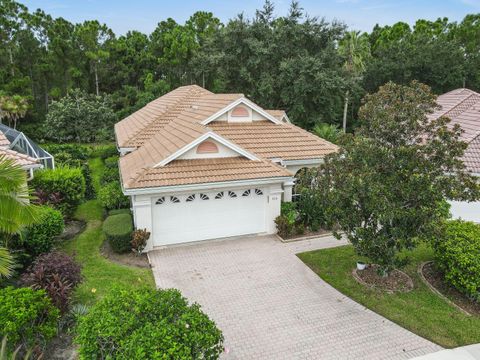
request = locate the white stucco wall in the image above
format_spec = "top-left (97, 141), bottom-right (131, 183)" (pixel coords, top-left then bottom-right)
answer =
top-left (449, 200), bottom-right (480, 223)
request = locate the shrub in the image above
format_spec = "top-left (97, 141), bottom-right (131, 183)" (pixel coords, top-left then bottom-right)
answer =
top-left (81, 164), bottom-right (95, 200)
top-left (100, 166), bottom-right (119, 185)
top-left (104, 156), bottom-right (118, 169)
top-left (434, 220), bottom-right (480, 301)
top-left (31, 167), bottom-right (86, 216)
top-left (21, 251), bottom-right (82, 313)
top-left (108, 208), bottom-right (131, 215)
top-left (23, 206), bottom-right (64, 257)
top-left (75, 287), bottom-right (224, 359)
top-left (42, 144), bottom-right (92, 162)
top-left (98, 181), bottom-right (129, 210)
top-left (131, 229), bottom-right (150, 254)
top-left (0, 287), bottom-right (59, 352)
top-left (103, 213), bottom-right (133, 253)
top-left (92, 144), bottom-right (117, 160)
top-left (275, 202), bottom-right (300, 238)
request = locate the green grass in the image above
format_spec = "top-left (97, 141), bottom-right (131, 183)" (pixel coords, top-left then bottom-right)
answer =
top-left (298, 245), bottom-right (480, 348)
top-left (61, 157), bottom-right (154, 305)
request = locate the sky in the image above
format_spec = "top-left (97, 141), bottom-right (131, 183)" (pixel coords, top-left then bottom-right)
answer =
top-left (21, 0), bottom-right (480, 35)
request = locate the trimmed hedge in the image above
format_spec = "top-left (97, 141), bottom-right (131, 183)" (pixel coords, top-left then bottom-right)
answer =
top-left (31, 167), bottom-right (86, 216)
top-left (103, 213), bottom-right (133, 253)
top-left (104, 156), bottom-right (118, 169)
top-left (108, 208), bottom-right (131, 216)
top-left (435, 220), bottom-right (480, 301)
top-left (100, 166), bottom-right (119, 185)
top-left (23, 206), bottom-right (64, 256)
top-left (75, 287), bottom-right (224, 359)
top-left (0, 287), bottom-right (59, 352)
top-left (98, 181), bottom-right (130, 210)
top-left (91, 144), bottom-right (117, 160)
top-left (42, 143), bottom-right (92, 162)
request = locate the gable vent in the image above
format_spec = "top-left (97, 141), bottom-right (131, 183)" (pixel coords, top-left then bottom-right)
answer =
top-left (231, 105), bottom-right (249, 117)
top-left (196, 141), bottom-right (219, 154)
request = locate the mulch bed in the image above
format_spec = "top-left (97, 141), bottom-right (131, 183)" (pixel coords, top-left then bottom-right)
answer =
top-left (100, 240), bottom-right (150, 269)
top-left (280, 228), bottom-right (332, 241)
top-left (57, 220), bottom-right (86, 241)
top-left (43, 332), bottom-right (77, 360)
top-left (352, 264), bottom-right (414, 293)
top-left (421, 262), bottom-right (480, 316)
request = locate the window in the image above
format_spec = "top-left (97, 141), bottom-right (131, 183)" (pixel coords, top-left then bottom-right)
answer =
top-left (155, 197), bottom-right (165, 205)
top-left (215, 192), bottom-right (224, 199)
top-left (170, 196), bottom-right (180, 203)
top-left (255, 189), bottom-right (263, 196)
top-left (196, 141), bottom-right (219, 154)
top-left (228, 191), bottom-right (237, 198)
top-left (231, 105), bottom-right (249, 117)
top-left (200, 193), bottom-right (209, 200)
top-left (186, 194), bottom-right (196, 202)
top-left (242, 189), bottom-right (251, 197)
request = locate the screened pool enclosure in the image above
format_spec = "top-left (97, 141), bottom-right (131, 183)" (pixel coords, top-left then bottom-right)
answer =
top-left (0, 124), bottom-right (54, 169)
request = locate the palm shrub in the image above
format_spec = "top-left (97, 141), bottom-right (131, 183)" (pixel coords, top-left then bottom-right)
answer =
top-left (312, 123), bottom-right (342, 144)
top-left (0, 287), bottom-right (59, 353)
top-left (434, 220), bottom-right (480, 302)
top-left (75, 287), bottom-right (224, 359)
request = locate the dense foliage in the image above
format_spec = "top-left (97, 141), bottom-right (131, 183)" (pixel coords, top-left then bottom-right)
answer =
top-left (31, 167), bottom-right (86, 216)
top-left (103, 213), bottom-right (133, 253)
top-left (75, 287), bottom-right (224, 359)
top-left (21, 251), bottom-right (82, 313)
top-left (315, 82), bottom-right (479, 274)
top-left (0, 286), bottom-right (59, 352)
top-left (23, 205), bottom-right (64, 256)
top-left (98, 181), bottom-right (130, 210)
top-left (434, 220), bottom-right (480, 302)
top-left (275, 202), bottom-right (304, 238)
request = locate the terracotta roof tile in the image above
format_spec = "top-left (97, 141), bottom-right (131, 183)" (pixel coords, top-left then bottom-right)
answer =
top-left (0, 148), bottom-right (39, 168)
top-left (122, 157), bottom-right (292, 189)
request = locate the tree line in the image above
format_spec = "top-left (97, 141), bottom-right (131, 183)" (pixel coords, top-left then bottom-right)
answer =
top-left (1, 0), bottom-right (479, 141)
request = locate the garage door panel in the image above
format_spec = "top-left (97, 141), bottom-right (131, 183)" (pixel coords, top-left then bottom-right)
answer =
top-left (152, 189), bottom-right (266, 246)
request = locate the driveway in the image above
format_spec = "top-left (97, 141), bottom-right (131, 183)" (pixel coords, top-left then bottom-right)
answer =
top-left (149, 235), bottom-right (441, 360)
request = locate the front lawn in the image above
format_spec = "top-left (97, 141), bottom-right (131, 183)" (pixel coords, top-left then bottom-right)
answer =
top-left (61, 156), bottom-right (155, 305)
top-left (298, 245), bottom-right (480, 348)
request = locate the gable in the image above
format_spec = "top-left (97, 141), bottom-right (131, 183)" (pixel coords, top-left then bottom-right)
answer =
top-left (178, 138), bottom-right (242, 160)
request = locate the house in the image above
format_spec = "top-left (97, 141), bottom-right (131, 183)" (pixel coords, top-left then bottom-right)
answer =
top-left (115, 85), bottom-right (337, 250)
top-left (0, 130), bottom-right (42, 178)
top-left (429, 88), bottom-right (480, 222)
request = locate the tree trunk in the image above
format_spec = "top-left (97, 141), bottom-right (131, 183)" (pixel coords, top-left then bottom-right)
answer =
top-left (94, 62), bottom-right (99, 96)
top-left (8, 48), bottom-right (14, 77)
top-left (342, 89), bottom-right (349, 133)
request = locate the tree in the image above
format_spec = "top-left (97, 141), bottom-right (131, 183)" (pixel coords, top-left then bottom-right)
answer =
top-left (0, 93), bottom-right (28, 128)
top-left (338, 31), bottom-right (370, 132)
top-left (312, 123), bottom-right (342, 144)
top-left (318, 81), bottom-right (479, 274)
top-left (44, 88), bottom-right (116, 142)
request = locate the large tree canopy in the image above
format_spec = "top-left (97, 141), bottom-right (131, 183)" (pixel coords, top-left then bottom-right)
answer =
top-left (316, 81), bottom-right (479, 274)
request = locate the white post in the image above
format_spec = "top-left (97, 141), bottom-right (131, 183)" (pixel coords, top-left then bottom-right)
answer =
top-left (283, 180), bottom-right (295, 202)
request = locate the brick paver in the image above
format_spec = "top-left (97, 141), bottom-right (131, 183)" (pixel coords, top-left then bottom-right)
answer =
top-left (149, 235), bottom-right (442, 360)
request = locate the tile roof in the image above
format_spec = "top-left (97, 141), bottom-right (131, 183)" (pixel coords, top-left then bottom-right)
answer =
top-left (432, 88), bottom-right (480, 173)
top-left (265, 110), bottom-right (288, 122)
top-left (0, 148), bottom-right (39, 168)
top-left (116, 85), bottom-right (338, 189)
top-left (0, 130), bottom-right (10, 147)
top-left (208, 121), bottom-right (338, 160)
top-left (121, 157), bottom-right (292, 189)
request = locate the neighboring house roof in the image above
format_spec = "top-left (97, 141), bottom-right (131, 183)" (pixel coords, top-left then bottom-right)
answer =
top-left (0, 131), bottom-right (10, 147)
top-left (431, 88), bottom-right (480, 173)
top-left (121, 157), bottom-right (292, 189)
top-left (116, 85), bottom-right (338, 190)
top-left (0, 148), bottom-right (40, 169)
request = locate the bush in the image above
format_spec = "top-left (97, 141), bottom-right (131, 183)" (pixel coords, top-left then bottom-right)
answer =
top-left (104, 156), bottom-right (118, 169)
top-left (131, 229), bottom-right (150, 254)
top-left (31, 167), bottom-right (86, 216)
top-left (434, 220), bottom-right (480, 301)
top-left (92, 144), bottom-right (117, 160)
top-left (81, 164), bottom-right (95, 200)
top-left (21, 251), bottom-right (82, 313)
top-left (103, 213), bottom-right (133, 253)
top-left (0, 287), bottom-right (59, 352)
top-left (108, 208), bottom-right (131, 215)
top-left (42, 143), bottom-right (92, 163)
top-left (75, 287), bottom-right (224, 359)
top-left (275, 202), bottom-right (300, 238)
top-left (98, 181), bottom-right (129, 210)
top-left (100, 166), bottom-right (119, 185)
top-left (23, 206), bottom-right (64, 257)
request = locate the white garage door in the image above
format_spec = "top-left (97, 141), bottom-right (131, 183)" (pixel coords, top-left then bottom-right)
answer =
top-left (152, 188), bottom-right (266, 246)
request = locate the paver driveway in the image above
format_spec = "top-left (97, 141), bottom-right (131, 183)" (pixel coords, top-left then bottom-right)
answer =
top-left (149, 235), bottom-right (441, 360)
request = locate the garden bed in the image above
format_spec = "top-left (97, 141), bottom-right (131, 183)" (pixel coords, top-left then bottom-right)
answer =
top-left (278, 228), bottom-right (332, 241)
top-left (420, 261), bottom-right (480, 317)
top-left (353, 265), bottom-right (413, 293)
top-left (101, 240), bottom-right (150, 269)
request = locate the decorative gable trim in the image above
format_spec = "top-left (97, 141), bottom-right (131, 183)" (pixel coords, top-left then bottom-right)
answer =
top-left (153, 131), bottom-right (260, 168)
top-left (201, 97), bottom-right (282, 125)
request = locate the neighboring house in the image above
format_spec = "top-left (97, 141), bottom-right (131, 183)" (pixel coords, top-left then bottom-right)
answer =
top-left (429, 88), bottom-right (480, 222)
top-left (115, 85), bottom-right (337, 250)
top-left (0, 130), bottom-right (42, 178)
top-left (0, 123), bottom-right (54, 169)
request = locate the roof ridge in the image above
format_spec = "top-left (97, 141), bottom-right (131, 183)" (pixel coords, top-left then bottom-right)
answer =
top-left (437, 92), bottom-right (480, 120)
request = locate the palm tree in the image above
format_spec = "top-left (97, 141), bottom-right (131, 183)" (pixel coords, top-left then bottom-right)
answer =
top-left (338, 31), bottom-right (371, 132)
top-left (0, 95), bottom-right (29, 129)
top-left (313, 123), bottom-right (342, 144)
top-left (0, 155), bottom-right (38, 277)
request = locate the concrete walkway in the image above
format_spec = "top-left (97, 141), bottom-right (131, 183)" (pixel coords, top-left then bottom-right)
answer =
top-left (149, 235), bottom-right (441, 360)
